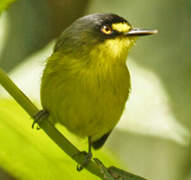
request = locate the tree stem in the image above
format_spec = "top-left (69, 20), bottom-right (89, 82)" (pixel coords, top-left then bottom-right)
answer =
top-left (0, 68), bottom-right (103, 179)
top-left (0, 68), bottom-right (147, 180)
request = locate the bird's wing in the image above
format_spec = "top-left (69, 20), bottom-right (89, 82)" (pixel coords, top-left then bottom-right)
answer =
top-left (92, 131), bottom-right (112, 150)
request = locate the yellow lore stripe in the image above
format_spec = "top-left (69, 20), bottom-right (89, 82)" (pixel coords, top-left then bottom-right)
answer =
top-left (112, 22), bottom-right (131, 32)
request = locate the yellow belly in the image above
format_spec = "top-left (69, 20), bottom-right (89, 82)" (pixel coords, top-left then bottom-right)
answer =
top-left (41, 56), bottom-right (130, 141)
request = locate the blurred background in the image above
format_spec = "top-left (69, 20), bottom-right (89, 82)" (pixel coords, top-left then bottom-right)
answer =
top-left (0, 0), bottom-right (191, 179)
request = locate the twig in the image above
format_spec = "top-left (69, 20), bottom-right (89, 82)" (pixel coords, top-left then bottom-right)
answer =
top-left (0, 68), bottom-right (103, 179)
top-left (0, 68), bottom-right (146, 180)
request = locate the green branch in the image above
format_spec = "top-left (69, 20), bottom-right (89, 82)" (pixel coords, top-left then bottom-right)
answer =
top-left (0, 68), bottom-right (146, 180)
top-left (0, 68), bottom-right (103, 178)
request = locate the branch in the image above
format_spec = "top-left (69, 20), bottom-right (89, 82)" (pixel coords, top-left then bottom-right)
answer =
top-left (0, 68), bottom-right (146, 180)
top-left (0, 68), bottom-right (102, 178)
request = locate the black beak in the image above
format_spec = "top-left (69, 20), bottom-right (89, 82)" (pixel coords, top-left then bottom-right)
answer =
top-left (125, 28), bottom-right (158, 36)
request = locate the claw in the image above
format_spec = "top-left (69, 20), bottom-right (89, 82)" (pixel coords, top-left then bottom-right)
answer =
top-left (74, 151), bottom-right (92, 171)
top-left (32, 110), bottom-right (49, 129)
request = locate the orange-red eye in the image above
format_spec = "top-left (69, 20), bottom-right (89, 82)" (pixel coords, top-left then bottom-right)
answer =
top-left (101, 25), bottom-right (113, 35)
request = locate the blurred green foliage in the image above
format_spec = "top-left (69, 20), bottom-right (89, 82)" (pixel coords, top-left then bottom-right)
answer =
top-left (0, 99), bottom-right (121, 180)
top-left (0, 0), bottom-right (90, 72)
top-left (0, 0), bottom-right (16, 14)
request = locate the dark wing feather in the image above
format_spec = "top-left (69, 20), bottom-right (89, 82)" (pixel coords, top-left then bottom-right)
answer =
top-left (92, 131), bottom-right (111, 150)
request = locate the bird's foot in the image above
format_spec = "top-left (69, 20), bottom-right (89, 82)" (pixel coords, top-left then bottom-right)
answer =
top-left (32, 110), bottom-right (49, 129)
top-left (75, 151), bottom-right (93, 171)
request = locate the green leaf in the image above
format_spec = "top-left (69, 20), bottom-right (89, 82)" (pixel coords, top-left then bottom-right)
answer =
top-left (0, 0), bottom-right (17, 14)
top-left (0, 99), bottom-right (120, 180)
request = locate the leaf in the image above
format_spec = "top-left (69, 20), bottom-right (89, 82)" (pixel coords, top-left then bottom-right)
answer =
top-left (0, 0), bottom-right (17, 15)
top-left (0, 99), bottom-right (120, 180)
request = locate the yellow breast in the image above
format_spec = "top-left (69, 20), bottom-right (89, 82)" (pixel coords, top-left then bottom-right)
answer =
top-left (41, 50), bottom-right (130, 141)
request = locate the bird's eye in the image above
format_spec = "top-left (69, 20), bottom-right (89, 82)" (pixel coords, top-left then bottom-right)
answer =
top-left (101, 25), bottom-right (113, 35)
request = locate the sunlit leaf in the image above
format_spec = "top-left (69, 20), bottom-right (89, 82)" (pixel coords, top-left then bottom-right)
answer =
top-left (0, 0), bottom-right (17, 15)
top-left (0, 99), bottom-right (120, 180)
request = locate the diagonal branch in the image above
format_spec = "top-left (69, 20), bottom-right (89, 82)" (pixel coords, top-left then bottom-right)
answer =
top-left (0, 68), bottom-right (146, 180)
top-left (0, 68), bottom-right (103, 179)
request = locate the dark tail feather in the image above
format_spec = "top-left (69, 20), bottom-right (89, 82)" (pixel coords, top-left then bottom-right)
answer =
top-left (92, 131), bottom-right (111, 150)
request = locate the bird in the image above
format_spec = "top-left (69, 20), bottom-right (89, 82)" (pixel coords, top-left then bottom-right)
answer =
top-left (38, 13), bottom-right (157, 169)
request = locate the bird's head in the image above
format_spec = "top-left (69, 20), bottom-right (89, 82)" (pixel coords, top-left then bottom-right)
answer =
top-left (54, 13), bottom-right (157, 64)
